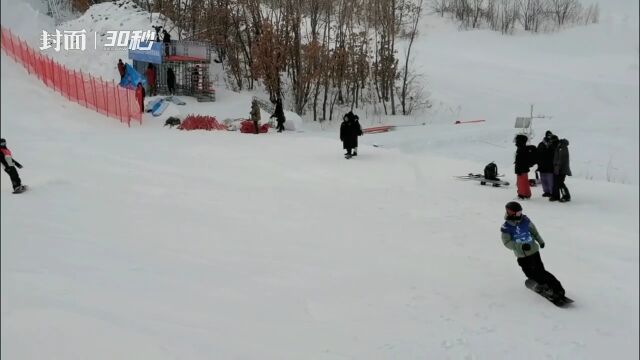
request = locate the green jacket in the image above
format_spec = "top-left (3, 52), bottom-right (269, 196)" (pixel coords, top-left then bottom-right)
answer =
top-left (501, 215), bottom-right (545, 258)
top-left (250, 101), bottom-right (261, 122)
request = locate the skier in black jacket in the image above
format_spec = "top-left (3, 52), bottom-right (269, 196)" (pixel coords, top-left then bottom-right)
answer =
top-left (514, 134), bottom-right (533, 199)
top-left (1, 138), bottom-right (24, 192)
top-left (351, 113), bottom-right (363, 156)
top-left (550, 136), bottom-right (571, 202)
top-left (271, 98), bottom-right (286, 133)
top-left (166, 68), bottom-right (176, 95)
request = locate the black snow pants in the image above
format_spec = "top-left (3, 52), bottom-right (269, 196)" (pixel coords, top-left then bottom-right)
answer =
top-left (553, 174), bottom-right (570, 200)
top-left (517, 251), bottom-right (564, 296)
top-left (4, 166), bottom-right (22, 190)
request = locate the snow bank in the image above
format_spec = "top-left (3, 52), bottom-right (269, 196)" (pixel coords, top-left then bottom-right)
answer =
top-left (40, 0), bottom-right (178, 81)
top-left (2, 50), bottom-right (639, 359)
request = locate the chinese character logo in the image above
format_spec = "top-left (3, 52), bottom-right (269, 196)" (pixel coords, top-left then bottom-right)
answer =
top-left (40, 30), bottom-right (86, 51)
top-left (105, 30), bottom-right (156, 50)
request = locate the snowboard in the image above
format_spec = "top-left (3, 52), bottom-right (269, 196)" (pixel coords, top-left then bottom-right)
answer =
top-left (456, 173), bottom-right (505, 179)
top-left (12, 185), bottom-right (28, 194)
top-left (525, 279), bottom-right (573, 307)
top-left (476, 178), bottom-right (510, 187)
top-left (455, 174), bottom-right (509, 187)
top-left (165, 96), bottom-right (186, 105)
top-left (146, 98), bottom-right (163, 113)
top-left (152, 100), bottom-right (169, 117)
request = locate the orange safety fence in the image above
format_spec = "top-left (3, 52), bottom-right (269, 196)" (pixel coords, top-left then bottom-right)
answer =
top-left (0, 26), bottom-right (141, 126)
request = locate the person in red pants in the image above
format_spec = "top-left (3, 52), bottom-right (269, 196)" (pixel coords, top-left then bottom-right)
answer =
top-left (514, 134), bottom-right (536, 199)
top-left (145, 64), bottom-right (157, 96)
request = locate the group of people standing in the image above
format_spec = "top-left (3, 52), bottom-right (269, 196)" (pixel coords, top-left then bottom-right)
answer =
top-left (119, 60), bottom-right (176, 113)
top-left (515, 130), bottom-right (572, 202)
top-left (116, 28), bottom-right (177, 114)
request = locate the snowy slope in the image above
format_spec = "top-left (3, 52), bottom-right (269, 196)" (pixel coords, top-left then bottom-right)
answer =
top-left (45, 0), bottom-right (180, 81)
top-left (3, 0), bottom-right (636, 183)
top-left (324, 7), bottom-right (639, 185)
top-left (1, 0), bottom-right (639, 359)
top-left (0, 0), bottom-right (54, 46)
top-left (2, 51), bottom-right (639, 359)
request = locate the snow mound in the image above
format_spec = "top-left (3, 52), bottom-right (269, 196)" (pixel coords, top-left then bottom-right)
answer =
top-left (44, 0), bottom-right (179, 81)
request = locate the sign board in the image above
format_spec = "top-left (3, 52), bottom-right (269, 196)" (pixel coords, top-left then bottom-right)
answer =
top-left (128, 41), bottom-right (163, 64)
top-left (514, 117), bottom-right (531, 129)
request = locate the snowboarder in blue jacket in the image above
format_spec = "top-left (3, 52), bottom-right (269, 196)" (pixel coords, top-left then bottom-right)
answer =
top-left (501, 201), bottom-right (565, 300)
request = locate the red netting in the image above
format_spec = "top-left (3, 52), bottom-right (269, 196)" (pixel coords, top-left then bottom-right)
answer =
top-left (0, 26), bottom-right (142, 126)
top-left (178, 114), bottom-right (227, 131)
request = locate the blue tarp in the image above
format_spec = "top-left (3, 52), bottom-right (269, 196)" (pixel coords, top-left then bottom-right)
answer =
top-left (118, 63), bottom-right (146, 89)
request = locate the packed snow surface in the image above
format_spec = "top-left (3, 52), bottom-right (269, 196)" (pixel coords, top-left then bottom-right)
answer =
top-left (1, 0), bottom-right (638, 359)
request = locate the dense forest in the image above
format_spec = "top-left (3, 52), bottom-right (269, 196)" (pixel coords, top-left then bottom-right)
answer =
top-left (66, 0), bottom-right (598, 120)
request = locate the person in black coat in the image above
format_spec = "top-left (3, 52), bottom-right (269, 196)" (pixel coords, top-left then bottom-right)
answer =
top-left (340, 114), bottom-right (357, 158)
top-left (514, 134), bottom-right (532, 199)
top-left (162, 30), bottom-right (172, 57)
top-left (351, 112), bottom-right (363, 156)
top-left (271, 98), bottom-right (286, 133)
top-left (550, 136), bottom-right (571, 202)
top-left (167, 67), bottom-right (176, 95)
top-left (537, 130), bottom-right (556, 197)
top-left (340, 111), bottom-right (363, 158)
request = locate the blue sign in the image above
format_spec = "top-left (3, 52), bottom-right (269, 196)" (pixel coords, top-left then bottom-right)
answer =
top-left (128, 41), bottom-right (162, 64)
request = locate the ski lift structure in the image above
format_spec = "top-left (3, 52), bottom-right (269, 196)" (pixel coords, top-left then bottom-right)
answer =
top-left (129, 39), bottom-right (216, 102)
top-left (514, 104), bottom-right (551, 144)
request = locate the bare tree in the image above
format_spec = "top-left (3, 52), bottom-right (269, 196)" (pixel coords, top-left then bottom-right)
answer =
top-left (549, 0), bottom-right (579, 26)
top-left (430, 0), bottom-right (450, 16)
top-left (582, 3), bottom-right (599, 25)
top-left (399, 0), bottom-right (423, 115)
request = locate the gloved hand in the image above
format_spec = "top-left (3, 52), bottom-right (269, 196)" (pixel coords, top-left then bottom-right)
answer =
top-left (539, 242), bottom-right (545, 249)
top-left (16, 164), bottom-right (23, 169)
top-left (521, 243), bottom-right (531, 251)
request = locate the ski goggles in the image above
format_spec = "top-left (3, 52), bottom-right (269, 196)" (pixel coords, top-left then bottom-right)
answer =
top-left (505, 208), bottom-right (522, 216)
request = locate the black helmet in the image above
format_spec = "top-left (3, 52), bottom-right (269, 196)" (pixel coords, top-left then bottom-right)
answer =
top-left (505, 201), bottom-right (522, 213)
top-left (0, 138), bottom-right (5, 147)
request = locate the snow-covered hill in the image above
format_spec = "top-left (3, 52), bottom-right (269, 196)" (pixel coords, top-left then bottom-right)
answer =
top-left (1, 0), bottom-right (638, 359)
top-left (3, 0), bottom-right (637, 183)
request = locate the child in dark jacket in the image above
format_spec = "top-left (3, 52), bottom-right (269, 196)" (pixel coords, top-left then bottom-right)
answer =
top-left (501, 201), bottom-right (565, 300)
top-left (0, 138), bottom-right (24, 192)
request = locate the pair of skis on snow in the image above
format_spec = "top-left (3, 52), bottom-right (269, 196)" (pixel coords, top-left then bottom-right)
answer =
top-left (455, 173), bottom-right (510, 187)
